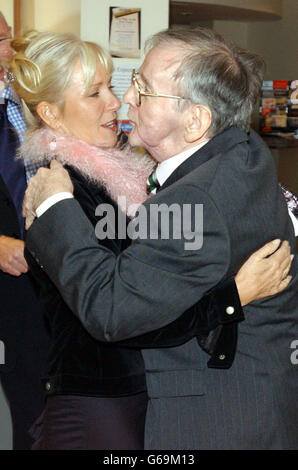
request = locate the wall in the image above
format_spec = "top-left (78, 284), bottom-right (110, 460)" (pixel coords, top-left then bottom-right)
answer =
top-left (22, 0), bottom-right (81, 35)
top-left (0, 0), bottom-right (13, 31)
top-left (213, 0), bottom-right (297, 78)
top-left (213, 20), bottom-right (249, 48)
top-left (21, 0), bottom-right (35, 32)
top-left (247, 0), bottom-right (298, 78)
top-left (183, 0), bottom-right (282, 16)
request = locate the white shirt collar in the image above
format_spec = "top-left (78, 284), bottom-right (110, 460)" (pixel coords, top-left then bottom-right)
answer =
top-left (156, 141), bottom-right (208, 187)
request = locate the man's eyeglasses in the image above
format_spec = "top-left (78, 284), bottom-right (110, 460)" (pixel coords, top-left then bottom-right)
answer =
top-left (131, 69), bottom-right (187, 106)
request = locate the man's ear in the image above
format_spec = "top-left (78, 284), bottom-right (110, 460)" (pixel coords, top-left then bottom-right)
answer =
top-left (184, 104), bottom-right (212, 143)
top-left (36, 101), bottom-right (61, 130)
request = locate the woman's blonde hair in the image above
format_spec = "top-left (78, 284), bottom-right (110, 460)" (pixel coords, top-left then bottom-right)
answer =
top-left (9, 30), bottom-right (113, 131)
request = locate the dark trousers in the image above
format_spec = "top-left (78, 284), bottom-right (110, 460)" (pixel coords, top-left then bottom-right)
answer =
top-left (1, 346), bottom-right (47, 450)
top-left (31, 392), bottom-right (148, 450)
top-left (0, 273), bottom-right (49, 450)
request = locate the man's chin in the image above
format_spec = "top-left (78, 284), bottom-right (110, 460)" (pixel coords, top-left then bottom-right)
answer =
top-left (127, 128), bottom-right (141, 148)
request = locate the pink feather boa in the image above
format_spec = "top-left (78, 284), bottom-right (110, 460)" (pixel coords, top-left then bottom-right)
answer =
top-left (18, 128), bottom-right (155, 217)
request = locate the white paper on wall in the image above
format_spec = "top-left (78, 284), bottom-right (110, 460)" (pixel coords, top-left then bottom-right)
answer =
top-left (109, 7), bottom-right (141, 59)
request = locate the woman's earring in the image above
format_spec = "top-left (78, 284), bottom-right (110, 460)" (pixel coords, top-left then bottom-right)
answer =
top-left (49, 138), bottom-right (56, 151)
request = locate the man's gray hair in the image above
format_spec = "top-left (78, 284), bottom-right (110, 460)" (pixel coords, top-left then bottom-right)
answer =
top-left (146, 28), bottom-right (265, 137)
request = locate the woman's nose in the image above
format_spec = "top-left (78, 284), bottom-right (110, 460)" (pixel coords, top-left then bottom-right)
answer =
top-left (108, 90), bottom-right (121, 111)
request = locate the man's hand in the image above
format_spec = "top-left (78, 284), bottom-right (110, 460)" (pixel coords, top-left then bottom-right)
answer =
top-left (235, 239), bottom-right (294, 306)
top-left (23, 160), bottom-right (73, 229)
top-left (0, 235), bottom-right (28, 276)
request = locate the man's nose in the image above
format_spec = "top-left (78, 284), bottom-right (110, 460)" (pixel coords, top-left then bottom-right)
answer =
top-left (123, 85), bottom-right (136, 106)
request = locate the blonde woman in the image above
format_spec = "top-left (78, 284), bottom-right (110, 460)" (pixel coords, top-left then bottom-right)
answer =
top-left (7, 31), bottom-right (292, 449)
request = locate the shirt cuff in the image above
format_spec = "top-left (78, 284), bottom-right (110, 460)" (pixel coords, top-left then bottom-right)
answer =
top-left (36, 192), bottom-right (74, 218)
top-left (288, 208), bottom-right (298, 236)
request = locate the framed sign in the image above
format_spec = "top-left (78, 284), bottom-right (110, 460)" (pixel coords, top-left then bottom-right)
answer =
top-left (81, 0), bottom-right (169, 120)
top-left (81, 0), bottom-right (169, 57)
top-left (109, 7), bottom-right (141, 59)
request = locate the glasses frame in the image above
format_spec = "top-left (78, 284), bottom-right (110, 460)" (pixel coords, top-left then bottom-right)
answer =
top-left (131, 69), bottom-right (187, 106)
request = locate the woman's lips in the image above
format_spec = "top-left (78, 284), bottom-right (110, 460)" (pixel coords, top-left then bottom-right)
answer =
top-left (101, 119), bottom-right (118, 133)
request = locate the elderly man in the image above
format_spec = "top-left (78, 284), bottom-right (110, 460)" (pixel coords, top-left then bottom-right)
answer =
top-left (24, 28), bottom-right (297, 449)
top-left (0, 12), bottom-right (49, 449)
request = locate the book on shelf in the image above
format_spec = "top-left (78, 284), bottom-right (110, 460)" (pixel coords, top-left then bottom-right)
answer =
top-left (259, 80), bottom-right (298, 139)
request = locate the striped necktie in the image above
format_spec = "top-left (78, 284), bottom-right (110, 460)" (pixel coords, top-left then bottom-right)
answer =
top-left (146, 169), bottom-right (160, 194)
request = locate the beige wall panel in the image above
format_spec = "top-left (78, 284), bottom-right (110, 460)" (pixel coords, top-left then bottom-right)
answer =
top-left (247, 0), bottom-right (298, 78)
top-left (0, 0), bottom-right (14, 31)
top-left (213, 20), bottom-right (249, 48)
top-left (22, 0), bottom-right (81, 35)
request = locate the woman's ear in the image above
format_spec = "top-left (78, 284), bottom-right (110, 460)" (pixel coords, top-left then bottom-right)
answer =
top-left (36, 101), bottom-right (61, 130)
top-left (184, 104), bottom-right (212, 143)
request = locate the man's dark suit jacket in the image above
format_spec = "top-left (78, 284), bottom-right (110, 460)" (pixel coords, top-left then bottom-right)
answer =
top-left (25, 164), bottom-right (243, 397)
top-left (27, 127), bottom-right (298, 449)
top-left (0, 174), bottom-right (45, 371)
top-left (0, 173), bottom-right (50, 449)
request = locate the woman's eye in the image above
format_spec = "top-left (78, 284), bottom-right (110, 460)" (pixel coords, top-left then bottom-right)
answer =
top-left (88, 91), bottom-right (100, 98)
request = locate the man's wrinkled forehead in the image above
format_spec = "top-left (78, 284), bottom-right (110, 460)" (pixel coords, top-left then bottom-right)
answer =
top-left (141, 45), bottom-right (183, 82)
top-left (0, 13), bottom-right (12, 38)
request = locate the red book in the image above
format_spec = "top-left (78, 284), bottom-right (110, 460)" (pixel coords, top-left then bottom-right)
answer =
top-left (273, 80), bottom-right (289, 90)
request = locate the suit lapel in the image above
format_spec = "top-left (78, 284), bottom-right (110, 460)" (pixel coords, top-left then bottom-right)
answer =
top-left (160, 126), bottom-right (249, 191)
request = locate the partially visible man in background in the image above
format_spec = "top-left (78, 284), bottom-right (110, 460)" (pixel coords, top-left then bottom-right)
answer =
top-left (0, 12), bottom-right (49, 449)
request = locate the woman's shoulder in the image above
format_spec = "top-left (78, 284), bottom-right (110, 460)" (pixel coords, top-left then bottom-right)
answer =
top-left (64, 164), bottom-right (126, 254)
